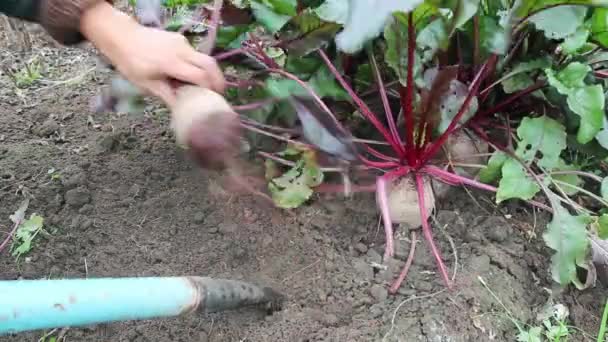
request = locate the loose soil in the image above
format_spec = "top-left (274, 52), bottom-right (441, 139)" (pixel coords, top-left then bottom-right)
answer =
top-left (1, 15), bottom-right (606, 342)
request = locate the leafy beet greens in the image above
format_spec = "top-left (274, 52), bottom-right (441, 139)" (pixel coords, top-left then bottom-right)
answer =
top-left (102, 0), bottom-right (608, 293)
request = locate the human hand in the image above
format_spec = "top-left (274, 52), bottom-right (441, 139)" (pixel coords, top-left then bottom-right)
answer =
top-left (80, 2), bottom-right (225, 107)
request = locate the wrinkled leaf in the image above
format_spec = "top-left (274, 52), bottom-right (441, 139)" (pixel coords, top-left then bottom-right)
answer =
top-left (517, 327), bottom-right (542, 342)
top-left (11, 214), bottom-right (44, 258)
top-left (269, 181), bottom-right (313, 208)
top-left (479, 15), bottom-right (508, 55)
top-left (560, 27), bottom-right (590, 54)
top-left (543, 202), bottom-right (590, 286)
top-left (528, 5), bottom-right (587, 40)
top-left (502, 73), bottom-right (534, 93)
top-left (500, 57), bottom-right (552, 93)
top-left (479, 151), bottom-right (508, 183)
top-left (267, 149), bottom-right (324, 209)
top-left (496, 158), bottom-right (541, 203)
top-left (314, 0), bottom-right (349, 24)
top-left (251, 0), bottom-right (292, 33)
top-left (515, 116), bottom-right (567, 170)
top-left (417, 18), bottom-right (449, 61)
top-left (567, 85), bottom-right (605, 144)
top-left (335, 0), bottom-right (425, 53)
top-left (545, 62), bottom-right (590, 95)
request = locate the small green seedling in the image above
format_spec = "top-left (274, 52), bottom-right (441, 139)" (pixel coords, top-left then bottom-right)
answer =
top-left (11, 213), bottom-right (45, 261)
top-left (47, 168), bottom-right (61, 181)
top-left (12, 59), bottom-right (42, 88)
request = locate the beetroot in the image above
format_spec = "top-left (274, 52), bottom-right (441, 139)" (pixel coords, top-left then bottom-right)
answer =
top-left (171, 85), bottom-right (242, 170)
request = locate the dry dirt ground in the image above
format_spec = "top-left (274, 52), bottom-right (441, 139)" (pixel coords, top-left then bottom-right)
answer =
top-left (0, 16), bottom-right (607, 342)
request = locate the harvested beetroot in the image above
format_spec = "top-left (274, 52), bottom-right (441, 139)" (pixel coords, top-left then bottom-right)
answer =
top-left (171, 85), bottom-right (242, 170)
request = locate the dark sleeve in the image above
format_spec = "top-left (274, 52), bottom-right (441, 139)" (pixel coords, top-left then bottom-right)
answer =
top-left (0, 1), bottom-right (40, 22)
top-left (1, 0), bottom-right (114, 46)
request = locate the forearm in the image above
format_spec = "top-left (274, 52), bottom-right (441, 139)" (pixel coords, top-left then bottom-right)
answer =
top-left (80, 2), bottom-right (139, 62)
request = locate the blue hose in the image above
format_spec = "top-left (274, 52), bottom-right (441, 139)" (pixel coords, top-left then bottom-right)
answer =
top-left (0, 276), bottom-right (283, 335)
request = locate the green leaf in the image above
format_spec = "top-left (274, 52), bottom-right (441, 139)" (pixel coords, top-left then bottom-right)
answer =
top-left (515, 116), bottom-right (567, 170)
top-left (479, 15), bottom-right (508, 55)
top-left (265, 65), bottom-right (347, 100)
top-left (451, 0), bottom-right (480, 30)
top-left (251, 1), bottom-right (292, 33)
top-left (508, 57), bottom-right (553, 75)
top-left (292, 9), bottom-right (324, 33)
top-left (528, 5), bottom-right (587, 40)
top-left (591, 8), bottom-right (608, 48)
top-left (596, 129), bottom-right (608, 149)
top-left (543, 203), bottom-right (590, 286)
top-left (266, 78), bottom-right (306, 98)
top-left (216, 25), bottom-right (250, 49)
top-left (500, 57), bottom-right (552, 93)
top-left (514, 0), bottom-right (608, 18)
top-left (551, 159), bottom-right (583, 195)
top-left (11, 214), bottom-right (44, 258)
top-left (285, 55), bottom-right (322, 77)
top-left (335, 0), bottom-right (424, 53)
top-left (502, 73), bottom-right (534, 93)
top-left (517, 327), bottom-right (542, 342)
top-left (354, 63), bottom-right (372, 92)
top-left (265, 0), bottom-right (297, 16)
top-left (269, 181), bottom-right (313, 208)
top-left (560, 27), bottom-right (590, 54)
top-left (301, 150), bottom-right (324, 187)
top-left (314, 0), bottom-right (349, 24)
top-left (545, 62), bottom-right (591, 95)
top-left (384, 13), bottom-right (423, 86)
top-left (601, 177), bottom-right (608, 200)
top-left (285, 23), bottom-right (342, 57)
top-left (14, 214), bottom-right (43, 239)
top-left (496, 158), bottom-right (541, 203)
top-left (479, 151), bottom-right (508, 183)
top-left (598, 214), bottom-right (608, 239)
top-left (264, 47), bottom-right (287, 67)
top-left (308, 65), bottom-right (349, 100)
top-left (567, 85), bottom-right (605, 144)
top-left (417, 18), bottom-right (449, 61)
top-left (268, 150), bottom-right (324, 209)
